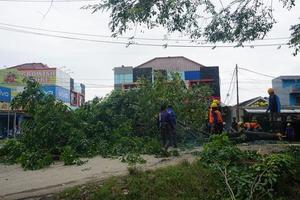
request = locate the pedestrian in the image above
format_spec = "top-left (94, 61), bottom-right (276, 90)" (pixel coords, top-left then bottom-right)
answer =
top-left (157, 104), bottom-right (173, 151)
top-left (209, 103), bottom-right (223, 134)
top-left (266, 88), bottom-right (281, 132)
top-left (166, 105), bottom-right (177, 148)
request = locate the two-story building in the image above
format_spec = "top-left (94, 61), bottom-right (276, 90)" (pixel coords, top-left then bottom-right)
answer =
top-left (272, 76), bottom-right (300, 106)
top-left (114, 56), bottom-right (220, 100)
top-left (0, 63), bottom-right (85, 138)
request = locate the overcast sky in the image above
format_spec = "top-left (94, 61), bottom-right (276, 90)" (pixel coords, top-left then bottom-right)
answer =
top-left (0, 0), bottom-right (299, 105)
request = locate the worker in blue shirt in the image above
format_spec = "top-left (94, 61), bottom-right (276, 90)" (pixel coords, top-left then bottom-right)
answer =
top-left (266, 88), bottom-right (281, 132)
top-left (166, 105), bottom-right (177, 148)
top-left (158, 104), bottom-right (173, 151)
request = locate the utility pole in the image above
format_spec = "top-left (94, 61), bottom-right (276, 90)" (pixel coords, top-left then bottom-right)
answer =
top-left (236, 64), bottom-right (240, 122)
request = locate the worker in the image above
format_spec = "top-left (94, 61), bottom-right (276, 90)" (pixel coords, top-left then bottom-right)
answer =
top-left (166, 105), bottom-right (177, 148)
top-left (157, 104), bottom-right (173, 151)
top-left (243, 121), bottom-right (262, 132)
top-left (209, 103), bottom-right (223, 134)
top-left (266, 88), bottom-right (281, 132)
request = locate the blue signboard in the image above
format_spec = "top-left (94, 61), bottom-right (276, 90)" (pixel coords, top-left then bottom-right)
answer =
top-left (0, 86), bottom-right (11, 102)
top-left (42, 85), bottom-right (56, 96)
top-left (42, 85), bottom-right (70, 103)
top-left (56, 86), bottom-right (70, 103)
top-left (184, 71), bottom-right (201, 80)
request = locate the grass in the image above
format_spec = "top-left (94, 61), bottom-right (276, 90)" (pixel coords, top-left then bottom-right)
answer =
top-left (54, 160), bottom-right (225, 200)
top-left (50, 146), bottom-right (300, 200)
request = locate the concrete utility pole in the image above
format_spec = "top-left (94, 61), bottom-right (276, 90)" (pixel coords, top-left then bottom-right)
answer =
top-left (236, 64), bottom-right (240, 122)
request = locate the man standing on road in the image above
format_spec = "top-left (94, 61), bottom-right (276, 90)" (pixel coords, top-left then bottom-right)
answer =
top-left (166, 105), bottom-right (177, 148)
top-left (266, 88), bottom-right (281, 132)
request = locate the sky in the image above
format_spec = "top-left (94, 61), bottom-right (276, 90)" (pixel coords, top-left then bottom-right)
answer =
top-left (0, 0), bottom-right (299, 105)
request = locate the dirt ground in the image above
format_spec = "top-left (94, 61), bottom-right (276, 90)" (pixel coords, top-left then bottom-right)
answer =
top-left (0, 152), bottom-right (196, 200)
top-left (0, 143), bottom-right (298, 200)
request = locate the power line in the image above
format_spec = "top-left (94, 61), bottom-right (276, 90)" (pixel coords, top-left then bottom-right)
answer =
top-left (238, 67), bottom-right (276, 78)
top-left (0, 22), bottom-right (290, 42)
top-left (0, 25), bottom-right (289, 48)
top-left (0, 0), bottom-right (97, 2)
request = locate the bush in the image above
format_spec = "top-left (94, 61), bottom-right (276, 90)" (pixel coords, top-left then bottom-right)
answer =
top-left (200, 134), bottom-right (295, 200)
top-left (19, 150), bottom-right (53, 170)
top-left (61, 146), bottom-right (80, 166)
top-left (0, 139), bottom-right (24, 164)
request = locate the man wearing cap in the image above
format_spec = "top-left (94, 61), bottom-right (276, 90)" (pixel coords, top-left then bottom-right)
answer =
top-left (266, 88), bottom-right (281, 132)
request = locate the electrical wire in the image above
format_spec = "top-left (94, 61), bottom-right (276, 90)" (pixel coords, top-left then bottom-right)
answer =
top-left (0, 0), bottom-right (97, 2)
top-left (0, 22), bottom-right (290, 42)
top-left (0, 25), bottom-right (289, 48)
top-left (238, 67), bottom-right (276, 78)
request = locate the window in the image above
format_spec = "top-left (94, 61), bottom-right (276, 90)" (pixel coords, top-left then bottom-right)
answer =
top-left (282, 79), bottom-right (296, 88)
top-left (114, 73), bottom-right (133, 84)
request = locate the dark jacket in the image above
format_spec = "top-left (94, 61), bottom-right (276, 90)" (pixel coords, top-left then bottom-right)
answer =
top-left (158, 110), bottom-right (173, 129)
top-left (267, 94), bottom-right (281, 113)
top-left (166, 107), bottom-right (177, 128)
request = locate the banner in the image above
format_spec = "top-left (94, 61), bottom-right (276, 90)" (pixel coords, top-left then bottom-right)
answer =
top-left (19, 69), bottom-right (56, 85)
top-left (0, 69), bottom-right (24, 87)
top-left (0, 86), bottom-right (11, 102)
top-left (42, 85), bottom-right (70, 103)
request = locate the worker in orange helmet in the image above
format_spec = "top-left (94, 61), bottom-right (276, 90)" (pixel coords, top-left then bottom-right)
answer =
top-left (209, 103), bottom-right (223, 134)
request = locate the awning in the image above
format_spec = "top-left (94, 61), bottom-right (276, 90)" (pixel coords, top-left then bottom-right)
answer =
top-left (245, 108), bottom-right (300, 114)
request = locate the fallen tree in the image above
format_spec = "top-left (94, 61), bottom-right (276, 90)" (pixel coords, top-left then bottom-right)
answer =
top-left (0, 73), bottom-right (211, 170)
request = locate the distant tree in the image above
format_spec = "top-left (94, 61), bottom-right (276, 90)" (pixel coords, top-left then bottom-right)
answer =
top-left (84, 0), bottom-right (299, 55)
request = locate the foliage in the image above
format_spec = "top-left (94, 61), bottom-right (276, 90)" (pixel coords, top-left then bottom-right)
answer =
top-left (0, 74), bottom-right (210, 170)
top-left (83, 0), bottom-right (299, 54)
top-left (0, 139), bottom-right (24, 164)
top-left (200, 134), bottom-right (296, 200)
top-left (61, 146), bottom-right (82, 166)
top-left (121, 153), bottom-right (146, 165)
top-left (289, 22), bottom-right (300, 56)
top-left (19, 150), bottom-right (53, 170)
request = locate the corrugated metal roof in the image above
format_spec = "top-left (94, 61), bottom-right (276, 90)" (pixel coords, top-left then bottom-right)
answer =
top-left (135, 56), bottom-right (205, 71)
top-left (273, 76), bottom-right (300, 80)
top-left (245, 108), bottom-right (300, 113)
top-left (8, 63), bottom-right (50, 70)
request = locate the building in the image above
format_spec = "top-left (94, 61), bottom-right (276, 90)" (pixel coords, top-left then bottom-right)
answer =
top-left (113, 65), bottom-right (133, 89)
top-left (0, 63), bottom-right (85, 138)
top-left (229, 96), bottom-right (269, 123)
top-left (272, 76), bottom-right (300, 106)
top-left (114, 56), bottom-right (220, 99)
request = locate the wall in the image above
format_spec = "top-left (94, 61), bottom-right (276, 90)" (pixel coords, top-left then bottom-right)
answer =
top-left (56, 69), bottom-right (71, 90)
top-left (272, 77), bottom-right (300, 106)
